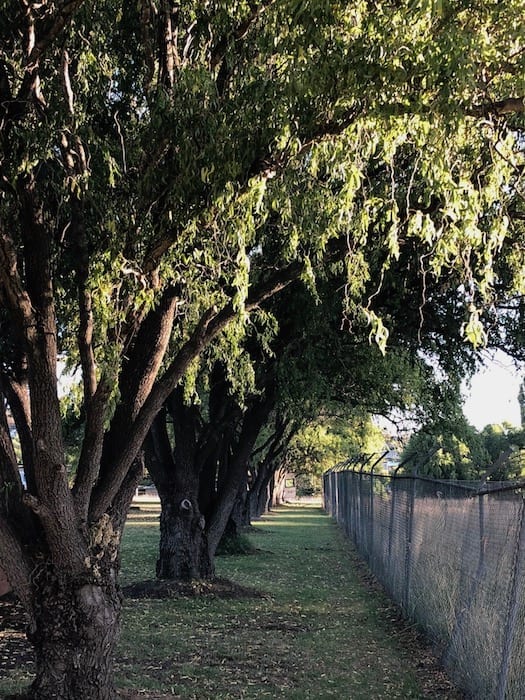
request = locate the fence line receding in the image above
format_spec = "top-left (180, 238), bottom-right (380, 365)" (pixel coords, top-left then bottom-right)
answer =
top-left (324, 457), bottom-right (525, 700)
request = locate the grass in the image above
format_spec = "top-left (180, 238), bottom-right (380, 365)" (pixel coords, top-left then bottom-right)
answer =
top-left (117, 502), bottom-right (459, 699)
top-left (0, 502), bottom-right (461, 698)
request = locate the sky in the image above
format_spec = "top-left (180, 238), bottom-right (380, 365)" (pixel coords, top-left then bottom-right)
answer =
top-left (462, 350), bottom-right (523, 431)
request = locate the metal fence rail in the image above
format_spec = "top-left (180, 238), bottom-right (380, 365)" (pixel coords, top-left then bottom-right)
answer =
top-left (324, 459), bottom-right (525, 700)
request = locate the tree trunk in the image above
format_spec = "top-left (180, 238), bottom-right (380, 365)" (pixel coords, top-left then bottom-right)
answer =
top-left (157, 492), bottom-right (214, 580)
top-left (267, 477), bottom-right (275, 511)
top-left (250, 465), bottom-right (274, 518)
top-left (272, 468), bottom-right (287, 507)
top-left (0, 565), bottom-right (11, 596)
top-left (25, 563), bottom-right (121, 700)
top-left (231, 479), bottom-right (250, 529)
top-left (218, 482), bottom-right (250, 551)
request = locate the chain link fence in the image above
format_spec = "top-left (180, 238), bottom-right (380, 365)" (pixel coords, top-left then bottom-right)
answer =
top-left (324, 456), bottom-right (525, 699)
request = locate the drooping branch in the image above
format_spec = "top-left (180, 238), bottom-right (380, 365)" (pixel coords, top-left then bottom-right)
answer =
top-left (140, 104), bottom-right (359, 277)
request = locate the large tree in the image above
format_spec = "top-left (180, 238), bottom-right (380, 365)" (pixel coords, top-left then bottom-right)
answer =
top-left (1, 1), bottom-right (525, 698)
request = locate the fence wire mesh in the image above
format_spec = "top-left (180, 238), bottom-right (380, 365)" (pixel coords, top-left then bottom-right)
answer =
top-left (324, 460), bottom-right (525, 700)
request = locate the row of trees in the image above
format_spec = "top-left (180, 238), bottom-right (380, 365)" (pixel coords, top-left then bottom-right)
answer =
top-left (1, 1), bottom-right (525, 698)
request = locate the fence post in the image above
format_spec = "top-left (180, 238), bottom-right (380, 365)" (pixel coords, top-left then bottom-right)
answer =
top-left (496, 494), bottom-right (525, 700)
top-left (369, 452), bottom-right (389, 566)
top-left (357, 454), bottom-right (373, 552)
top-left (388, 455), bottom-right (417, 564)
top-left (403, 473), bottom-right (417, 614)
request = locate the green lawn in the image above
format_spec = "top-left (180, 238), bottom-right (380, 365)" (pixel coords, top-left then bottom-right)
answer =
top-left (0, 503), bottom-right (461, 698)
top-left (117, 502), bottom-right (460, 699)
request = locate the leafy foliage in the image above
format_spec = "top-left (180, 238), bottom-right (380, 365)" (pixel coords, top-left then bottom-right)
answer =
top-left (1, 0), bottom-right (525, 693)
top-left (400, 411), bottom-right (525, 480)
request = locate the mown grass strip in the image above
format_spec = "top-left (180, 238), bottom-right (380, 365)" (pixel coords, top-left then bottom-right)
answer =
top-left (117, 503), bottom-right (461, 699)
top-left (0, 502), bottom-right (461, 698)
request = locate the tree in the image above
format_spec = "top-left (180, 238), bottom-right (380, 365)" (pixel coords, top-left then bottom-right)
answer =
top-left (144, 356), bottom-right (276, 579)
top-left (479, 423), bottom-right (525, 480)
top-left (275, 413), bottom-right (386, 496)
top-left (145, 240), bottom-right (483, 582)
top-left (401, 409), bottom-right (490, 479)
top-left (1, 2), bottom-right (525, 698)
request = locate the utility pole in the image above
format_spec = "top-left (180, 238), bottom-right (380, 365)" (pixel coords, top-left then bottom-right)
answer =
top-left (519, 378), bottom-right (525, 428)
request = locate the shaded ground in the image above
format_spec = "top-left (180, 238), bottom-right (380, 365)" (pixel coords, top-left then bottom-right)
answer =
top-left (0, 504), bottom-right (464, 698)
top-left (0, 579), bottom-right (264, 692)
top-left (0, 595), bottom-right (32, 678)
top-left (123, 577), bottom-right (268, 600)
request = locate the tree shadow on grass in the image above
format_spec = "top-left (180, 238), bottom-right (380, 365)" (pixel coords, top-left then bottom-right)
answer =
top-left (122, 577), bottom-right (269, 601)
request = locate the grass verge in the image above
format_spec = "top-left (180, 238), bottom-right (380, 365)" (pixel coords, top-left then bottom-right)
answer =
top-left (0, 502), bottom-right (462, 698)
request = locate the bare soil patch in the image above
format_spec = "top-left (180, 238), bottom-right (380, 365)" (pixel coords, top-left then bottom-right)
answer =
top-left (0, 594), bottom-right (33, 679)
top-left (122, 576), bottom-right (268, 600)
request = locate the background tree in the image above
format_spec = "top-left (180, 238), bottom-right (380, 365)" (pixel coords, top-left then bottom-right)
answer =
top-left (401, 408), bottom-right (490, 480)
top-left (275, 412), bottom-right (386, 498)
top-left (479, 423), bottom-right (525, 480)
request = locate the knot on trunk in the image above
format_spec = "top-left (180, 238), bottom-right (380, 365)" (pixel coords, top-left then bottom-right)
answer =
top-left (180, 498), bottom-right (193, 512)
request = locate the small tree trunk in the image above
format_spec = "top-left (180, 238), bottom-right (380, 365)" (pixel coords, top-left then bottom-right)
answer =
top-left (272, 468), bottom-right (287, 506)
top-left (218, 483), bottom-right (250, 551)
top-left (26, 563), bottom-right (121, 700)
top-left (267, 477), bottom-right (275, 511)
top-left (231, 480), bottom-right (250, 529)
top-left (251, 467), bottom-right (274, 518)
top-left (157, 492), bottom-right (214, 580)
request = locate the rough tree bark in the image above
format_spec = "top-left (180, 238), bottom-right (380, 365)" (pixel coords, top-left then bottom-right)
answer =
top-left (145, 399), bottom-right (216, 580)
top-left (25, 540), bottom-right (121, 700)
top-left (157, 491), bottom-right (213, 580)
top-left (206, 388), bottom-right (275, 559)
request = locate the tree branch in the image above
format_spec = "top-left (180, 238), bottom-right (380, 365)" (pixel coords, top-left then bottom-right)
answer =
top-left (209, 2), bottom-right (274, 70)
top-left (0, 228), bottom-right (36, 330)
top-left (89, 259), bottom-right (304, 521)
top-left (7, 1), bottom-right (86, 122)
top-left (2, 374), bottom-right (36, 494)
top-left (72, 377), bottom-right (112, 521)
top-left (0, 377), bottom-right (23, 490)
top-left (468, 96), bottom-right (525, 118)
